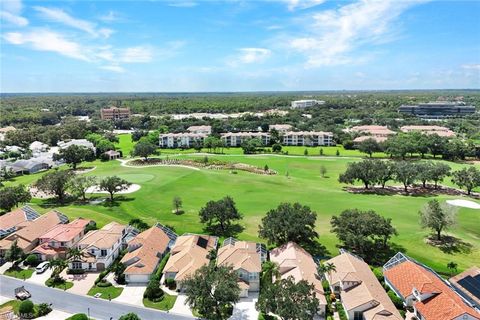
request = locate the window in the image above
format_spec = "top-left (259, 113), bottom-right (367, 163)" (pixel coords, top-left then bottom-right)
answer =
top-left (100, 249), bottom-right (107, 257)
top-left (353, 311), bottom-right (363, 320)
top-left (72, 261), bottom-right (82, 269)
top-left (60, 242), bottom-right (66, 247)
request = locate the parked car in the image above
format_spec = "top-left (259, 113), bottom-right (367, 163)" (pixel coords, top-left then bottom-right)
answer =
top-left (14, 286), bottom-right (31, 300)
top-left (35, 261), bottom-right (49, 274)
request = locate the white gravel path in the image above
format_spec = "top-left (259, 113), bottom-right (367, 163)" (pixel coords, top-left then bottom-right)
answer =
top-left (446, 199), bottom-right (480, 209)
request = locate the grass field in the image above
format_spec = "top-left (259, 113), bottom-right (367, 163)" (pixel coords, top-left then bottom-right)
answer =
top-left (4, 267), bottom-right (34, 280)
top-left (87, 284), bottom-right (123, 300)
top-left (3, 134), bottom-right (480, 274)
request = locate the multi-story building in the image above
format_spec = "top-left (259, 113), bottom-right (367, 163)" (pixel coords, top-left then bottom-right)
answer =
top-left (400, 125), bottom-right (456, 137)
top-left (187, 125), bottom-right (212, 135)
top-left (291, 100), bottom-right (325, 109)
top-left (68, 222), bottom-right (129, 272)
top-left (348, 125), bottom-right (396, 144)
top-left (216, 238), bottom-right (266, 297)
top-left (221, 132), bottom-right (270, 147)
top-left (32, 218), bottom-right (94, 261)
top-left (269, 124), bottom-right (293, 133)
top-left (398, 102), bottom-right (476, 118)
top-left (282, 131), bottom-right (334, 146)
top-left (159, 133), bottom-right (207, 148)
top-left (100, 107), bottom-right (131, 120)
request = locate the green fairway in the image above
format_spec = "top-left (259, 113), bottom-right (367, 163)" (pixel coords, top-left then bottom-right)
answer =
top-left (3, 152), bottom-right (479, 274)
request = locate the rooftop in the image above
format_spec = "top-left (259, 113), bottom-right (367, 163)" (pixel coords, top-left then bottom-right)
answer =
top-left (38, 218), bottom-right (91, 242)
top-left (77, 221), bottom-right (126, 250)
top-left (217, 240), bottom-right (262, 273)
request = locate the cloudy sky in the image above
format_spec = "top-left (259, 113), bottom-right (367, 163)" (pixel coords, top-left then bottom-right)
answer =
top-left (1, 0), bottom-right (479, 92)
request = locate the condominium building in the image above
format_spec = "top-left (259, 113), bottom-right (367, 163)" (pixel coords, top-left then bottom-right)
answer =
top-left (291, 100), bottom-right (325, 109)
top-left (100, 107), bottom-right (131, 121)
top-left (187, 125), bottom-right (212, 135)
top-left (282, 131), bottom-right (334, 146)
top-left (269, 124), bottom-right (293, 133)
top-left (159, 133), bottom-right (207, 148)
top-left (398, 102), bottom-right (475, 118)
top-left (221, 132), bottom-right (270, 147)
top-left (349, 125), bottom-right (396, 144)
top-left (400, 125), bottom-right (456, 137)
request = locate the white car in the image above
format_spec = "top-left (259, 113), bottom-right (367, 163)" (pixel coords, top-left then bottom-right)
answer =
top-left (35, 261), bottom-right (50, 274)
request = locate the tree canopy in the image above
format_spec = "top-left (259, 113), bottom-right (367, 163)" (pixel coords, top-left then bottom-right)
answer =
top-left (419, 199), bottom-right (457, 241)
top-left (99, 176), bottom-right (131, 202)
top-left (199, 196), bottom-right (243, 236)
top-left (34, 170), bottom-right (74, 203)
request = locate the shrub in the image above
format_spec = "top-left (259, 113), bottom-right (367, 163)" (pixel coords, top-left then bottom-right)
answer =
top-left (155, 253), bottom-right (170, 277)
top-left (96, 280), bottom-right (112, 287)
top-left (322, 280), bottom-right (330, 293)
top-left (372, 267), bottom-right (384, 285)
top-left (66, 314), bottom-right (89, 320)
top-left (388, 290), bottom-right (404, 309)
top-left (37, 303), bottom-right (52, 316)
top-left (119, 313), bottom-right (141, 320)
top-left (94, 270), bottom-right (109, 284)
top-left (18, 300), bottom-right (34, 318)
top-left (24, 254), bottom-right (39, 267)
top-left (165, 278), bottom-right (176, 290)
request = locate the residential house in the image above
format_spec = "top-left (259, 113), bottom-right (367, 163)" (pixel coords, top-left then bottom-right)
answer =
top-left (0, 211), bottom-right (69, 255)
top-left (349, 125), bottom-right (396, 144)
top-left (291, 100), bottom-right (325, 108)
top-left (269, 124), bottom-right (293, 133)
top-left (101, 107), bottom-right (131, 120)
top-left (217, 237), bottom-right (266, 297)
top-left (221, 132), bottom-right (270, 147)
top-left (29, 141), bottom-right (49, 154)
top-left (104, 150), bottom-right (121, 160)
top-left (400, 125), bottom-right (456, 137)
top-left (282, 131), bottom-right (334, 146)
top-left (57, 139), bottom-right (95, 152)
top-left (187, 125), bottom-right (212, 135)
top-left (449, 266), bottom-right (480, 311)
top-left (383, 252), bottom-right (479, 320)
top-left (326, 251), bottom-right (402, 320)
top-left (163, 234), bottom-right (218, 290)
top-left (121, 224), bottom-right (177, 283)
top-left (159, 133), bottom-right (207, 148)
top-left (9, 159), bottom-right (51, 174)
top-left (31, 218), bottom-right (94, 261)
top-left (269, 242), bottom-right (327, 316)
top-left (0, 206), bottom-right (40, 238)
top-left (69, 222), bottom-right (129, 272)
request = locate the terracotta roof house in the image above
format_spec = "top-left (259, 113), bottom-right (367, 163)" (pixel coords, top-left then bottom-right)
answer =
top-left (449, 266), bottom-right (480, 310)
top-left (383, 253), bottom-right (479, 320)
top-left (68, 222), bottom-right (129, 272)
top-left (31, 218), bottom-right (94, 261)
top-left (163, 234), bottom-right (218, 290)
top-left (0, 206), bottom-right (40, 238)
top-left (217, 237), bottom-right (267, 297)
top-left (326, 251), bottom-right (402, 320)
top-left (400, 125), bottom-right (456, 137)
top-left (348, 125), bottom-right (396, 145)
top-left (0, 211), bottom-right (69, 255)
top-left (269, 124), bottom-right (293, 133)
top-left (270, 242), bottom-right (327, 316)
top-left (121, 224), bottom-right (177, 283)
top-left (187, 125), bottom-right (212, 135)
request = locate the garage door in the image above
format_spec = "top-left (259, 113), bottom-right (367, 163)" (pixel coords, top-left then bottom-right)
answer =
top-left (127, 274), bottom-right (150, 283)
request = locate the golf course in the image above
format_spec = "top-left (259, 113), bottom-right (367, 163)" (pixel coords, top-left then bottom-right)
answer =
top-left (3, 134), bottom-right (479, 275)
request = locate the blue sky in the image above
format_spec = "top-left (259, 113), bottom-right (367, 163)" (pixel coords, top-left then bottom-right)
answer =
top-left (1, 0), bottom-right (479, 92)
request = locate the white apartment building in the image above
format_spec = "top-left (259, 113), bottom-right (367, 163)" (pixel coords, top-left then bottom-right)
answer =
top-left (282, 131), bottom-right (334, 146)
top-left (187, 125), bottom-right (212, 135)
top-left (291, 100), bottom-right (325, 109)
top-left (159, 133), bottom-right (207, 148)
top-left (221, 132), bottom-right (270, 147)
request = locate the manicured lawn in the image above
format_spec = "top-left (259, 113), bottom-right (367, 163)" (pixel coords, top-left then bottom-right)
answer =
top-left (3, 152), bottom-right (479, 274)
top-left (4, 267), bottom-right (34, 280)
top-left (115, 133), bottom-right (135, 157)
top-left (143, 294), bottom-right (177, 311)
top-left (0, 300), bottom-right (21, 314)
top-left (45, 279), bottom-right (74, 290)
top-left (87, 285), bottom-right (123, 300)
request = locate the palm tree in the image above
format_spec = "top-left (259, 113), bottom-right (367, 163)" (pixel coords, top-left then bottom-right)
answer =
top-left (49, 258), bottom-right (67, 277)
top-left (318, 262), bottom-right (336, 284)
top-left (67, 247), bottom-right (82, 261)
top-left (261, 261), bottom-right (280, 285)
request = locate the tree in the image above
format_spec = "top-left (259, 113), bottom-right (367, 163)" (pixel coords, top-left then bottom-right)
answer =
top-left (272, 143), bottom-right (282, 153)
top-left (259, 202), bottom-right (318, 248)
top-left (358, 138), bottom-right (382, 157)
top-left (0, 184), bottom-right (31, 212)
top-left (447, 261), bottom-right (458, 276)
top-left (375, 161), bottom-right (394, 188)
top-left (419, 200), bottom-right (457, 241)
top-left (99, 176), bottom-right (131, 202)
top-left (429, 163), bottom-right (451, 189)
top-left (69, 175), bottom-right (96, 201)
top-left (129, 218), bottom-right (149, 231)
top-left (393, 161), bottom-right (418, 192)
top-left (331, 209), bottom-right (397, 262)
top-left (183, 264), bottom-right (240, 320)
top-left (416, 162), bottom-right (434, 188)
top-left (317, 262), bottom-right (336, 284)
top-left (5, 240), bottom-right (23, 263)
top-left (426, 134), bottom-right (445, 158)
top-left (67, 247), bottom-right (83, 261)
top-left (241, 138), bottom-right (263, 154)
top-left (261, 261), bottom-right (280, 286)
top-left (199, 196), bottom-right (242, 236)
top-left (304, 149), bottom-right (308, 156)
top-left (18, 300), bottom-right (34, 317)
top-left (338, 159), bottom-right (377, 189)
top-left (451, 167), bottom-right (480, 195)
top-left (264, 164), bottom-right (269, 172)
top-left (172, 196), bottom-right (183, 214)
top-left (53, 145), bottom-right (94, 170)
top-left (132, 137), bottom-right (157, 161)
top-left (118, 313), bottom-right (141, 320)
top-left (34, 170), bottom-right (73, 203)
top-left (320, 165), bottom-right (327, 178)
top-left (385, 134), bottom-right (415, 159)
top-left (256, 276), bottom-right (319, 320)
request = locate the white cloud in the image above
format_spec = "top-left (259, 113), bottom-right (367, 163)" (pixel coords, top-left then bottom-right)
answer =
top-left (229, 48), bottom-right (272, 66)
top-left (119, 46), bottom-right (153, 63)
top-left (34, 6), bottom-right (113, 38)
top-left (0, 10), bottom-right (28, 26)
top-left (100, 65), bottom-right (125, 73)
top-left (284, 0), bottom-right (326, 11)
top-left (168, 1), bottom-right (197, 8)
top-left (288, 0), bottom-right (428, 67)
top-left (1, 0), bottom-right (23, 15)
top-left (3, 29), bottom-right (89, 61)
top-left (461, 64), bottom-right (480, 70)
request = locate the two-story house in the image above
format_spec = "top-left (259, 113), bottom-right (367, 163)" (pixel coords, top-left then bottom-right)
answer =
top-left (68, 222), bottom-right (128, 272)
top-left (31, 218), bottom-right (94, 261)
top-left (0, 206), bottom-right (40, 239)
top-left (216, 238), bottom-right (266, 297)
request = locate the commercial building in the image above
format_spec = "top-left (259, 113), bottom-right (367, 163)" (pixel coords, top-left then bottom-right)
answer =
top-left (326, 251), bottom-right (402, 320)
top-left (383, 252), bottom-right (479, 320)
top-left (282, 131), bottom-right (334, 146)
top-left (0, 206), bottom-right (40, 238)
top-left (400, 125), bottom-right (456, 137)
top-left (159, 132), bottom-right (207, 148)
top-left (100, 107), bottom-right (131, 121)
top-left (291, 100), bottom-right (325, 109)
top-left (398, 102), bottom-right (476, 118)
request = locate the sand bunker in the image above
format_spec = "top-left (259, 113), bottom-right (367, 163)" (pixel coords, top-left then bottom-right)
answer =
top-left (446, 199), bottom-right (480, 209)
top-left (86, 184), bottom-right (141, 194)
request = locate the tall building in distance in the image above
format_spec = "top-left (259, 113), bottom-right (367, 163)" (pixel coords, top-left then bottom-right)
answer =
top-left (398, 101), bottom-right (475, 118)
top-left (291, 99), bottom-right (325, 109)
top-left (100, 107), bottom-right (131, 121)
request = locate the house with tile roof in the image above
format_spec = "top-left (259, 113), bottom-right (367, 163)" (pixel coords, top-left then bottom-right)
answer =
top-left (0, 210), bottom-right (69, 255)
top-left (31, 218), bottom-right (94, 261)
top-left (121, 224), bottom-right (177, 283)
top-left (163, 234), bottom-right (218, 290)
top-left (217, 237), bottom-right (266, 297)
top-left (449, 266), bottom-right (480, 311)
top-left (68, 222), bottom-right (128, 272)
top-left (326, 251), bottom-right (402, 320)
top-left (0, 206), bottom-right (40, 238)
top-left (383, 252), bottom-right (479, 320)
top-left (270, 242), bottom-right (327, 316)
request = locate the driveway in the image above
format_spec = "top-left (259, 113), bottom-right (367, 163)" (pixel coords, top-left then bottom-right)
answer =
top-left (171, 294), bottom-right (194, 317)
top-left (0, 262), bottom-right (13, 275)
top-left (230, 293), bottom-right (259, 320)
top-left (113, 284), bottom-right (146, 306)
top-left (27, 269), bottom-right (53, 285)
top-left (60, 270), bottom-right (99, 295)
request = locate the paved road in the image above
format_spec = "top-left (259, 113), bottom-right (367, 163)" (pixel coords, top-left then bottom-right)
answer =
top-left (0, 275), bottom-right (194, 320)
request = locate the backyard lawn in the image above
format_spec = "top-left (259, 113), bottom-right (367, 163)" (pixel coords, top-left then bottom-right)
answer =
top-left (3, 142), bottom-right (480, 274)
top-left (87, 285), bottom-right (123, 300)
top-left (143, 295), bottom-right (177, 311)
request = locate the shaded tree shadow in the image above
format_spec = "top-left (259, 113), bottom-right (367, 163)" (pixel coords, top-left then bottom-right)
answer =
top-left (102, 196), bottom-right (135, 207)
top-left (305, 241), bottom-right (330, 259)
top-left (426, 235), bottom-right (473, 254)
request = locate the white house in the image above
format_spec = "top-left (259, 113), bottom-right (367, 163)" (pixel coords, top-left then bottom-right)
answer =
top-left (291, 100), bottom-right (325, 108)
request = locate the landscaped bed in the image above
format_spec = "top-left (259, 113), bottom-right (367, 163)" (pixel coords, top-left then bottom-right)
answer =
top-left (87, 283), bottom-right (123, 300)
top-left (4, 266), bottom-right (34, 280)
top-left (142, 294), bottom-right (177, 311)
top-left (45, 278), bottom-right (74, 290)
top-left (0, 299), bottom-right (52, 319)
